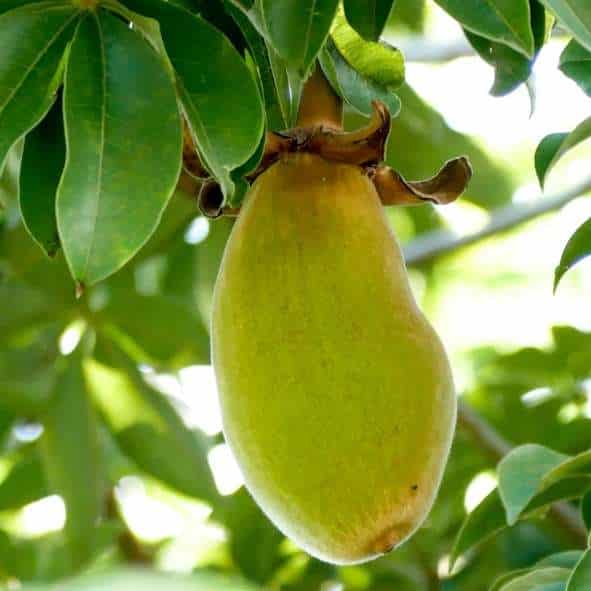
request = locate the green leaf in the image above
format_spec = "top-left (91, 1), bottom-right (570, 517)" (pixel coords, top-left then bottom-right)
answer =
top-left (543, 449), bottom-right (591, 485)
top-left (465, 30), bottom-right (530, 96)
top-left (567, 550), bottom-right (591, 591)
top-left (343, 0), bottom-right (395, 41)
top-left (0, 139), bottom-right (23, 210)
top-left (524, 476), bottom-right (591, 513)
top-left (261, 0), bottom-right (339, 76)
top-left (535, 117), bottom-right (591, 187)
top-left (265, 40), bottom-right (298, 127)
top-left (99, 290), bottom-right (210, 369)
top-left (0, 3), bottom-right (76, 175)
top-left (433, 0), bottom-right (534, 57)
top-left (499, 567), bottom-right (570, 590)
top-left (582, 489), bottom-right (591, 530)
top-left (214, 488), bottom-right (285, 583)
top-left (491, 569), bottom-right (539, 591)
top-left (0, 0), bottom-right (50, 16)
top-left (39, 347), bottom-right (104, 570)
top-left (554, 217), bottom-right (591, 290)
top-left (85, 338), bottom-right (216, 502)
top-left (19, 96), bottom-right (64, 257)
top-left (451, 488), bottom-right (506, 567)
top-left (537, 552), bottom-right (585, 569)
top-left (331, 13), bottom-right (404, 90)
top-left (0, 282), bottom-right (54, 342)
top-left (538, 0), bottom-right (591, 51)
top-left (498, 444), bottom-right (568, 525)
top-left (463, 1), bottom-right (546, 98)
top-left (0, 450), bottom-right (48, 511)
top-left (19, 567), bottom-right (262, 590)
top-left (320, 39), bottom-right (401, 117)
top-left (0, 404), bottom-right (13, 448)
top-left (123, 0), bottom-right (264, 201)
top-left (560, 40), bottom-right (591, 96)
top-left (57, 10), bottom-right (182, 286)
top-left (451, 476), bottom-right (590, 568)
top-left (196, 217), bottom-right (233, 326)
top-left (225, 1), bottom-right (286, 130)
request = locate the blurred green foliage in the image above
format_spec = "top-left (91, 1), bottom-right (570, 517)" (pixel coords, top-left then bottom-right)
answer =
top-left (1, 0), bottom-right (591, 589)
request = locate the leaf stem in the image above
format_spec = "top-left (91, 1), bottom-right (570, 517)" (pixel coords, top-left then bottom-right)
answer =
top-left (296, 65), bottom-right (343, 130)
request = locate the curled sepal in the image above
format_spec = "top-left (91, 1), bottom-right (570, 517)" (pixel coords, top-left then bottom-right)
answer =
top-left (371, 157), bottom-right (472, 206)
top-left (198, 180), bottom-right (239, 218)
top-left (303, 100), bottom-right (390, 166)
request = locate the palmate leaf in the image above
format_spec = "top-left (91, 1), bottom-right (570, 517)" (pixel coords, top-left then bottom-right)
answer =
top-left (39, 346), bottom-right (104, 570)
top-left (560, 40), bottom-right (591, 96)
top-left (261, 0), bottom-right (339, 77)
top-left (213, 488), bottom-right (285, 583)
top-left (226, 1), bottom-right (286, 130)
top-left (0, 0), bottom-right (52, 16)
top-left (553, 217), bottom-right (591, 291)
top-left (451, 476), bottom-right (591, 568)
top-left (319, 40), bottom-right (401, 117)
top-left (498, 444), bottom-right (568, 524)
top-left (432, 0), bottom-right (535, 57)
top-left (331, 12), bottom-right (404, 91)
top-left (0, 2), bottom-right (77, 181)
top-left (463, 0), bottom-right (548, 98)
top-left (0, 449), bottom-right (48, 511)
top-left (98, 289), bottom-right (210, 369)
top-left (85, 337), bottom-right (217, 502)
top-left (343, 0), bottom-right (395, 41)
top-left (567, 550), bottom-right (591, 591)
top-left (0, 140), bottom-right (23, 211)
top-left (499, 567), bottom-right (570, 590)
top-left (535, 117), bottom-right (591, 187)
top-left (538, 0), bottom-right (591, 51)
top-left (121, 0), bottom-right (265, 200)
top-left (19, 96), bottom-right (64, 257)
top-left (559, 39), bottom-right (591, 96)
top-left (453, 443), bottom-right (591, 567)
top-left (582, 489), bottom-right (591, 529)
top-left (57, 10), bottom-right (182, 287)
top-left (538, 552), bottom-right (586, 569)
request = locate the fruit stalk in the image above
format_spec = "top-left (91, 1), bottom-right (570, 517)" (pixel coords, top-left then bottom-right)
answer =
top-left (296, 65), bottom-right (343, 131)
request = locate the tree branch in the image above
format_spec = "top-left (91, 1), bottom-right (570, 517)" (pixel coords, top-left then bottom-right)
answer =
top-left (404, 175), bottom-right (591, 266)
top-left (457, 400), bottom-right (588, 546)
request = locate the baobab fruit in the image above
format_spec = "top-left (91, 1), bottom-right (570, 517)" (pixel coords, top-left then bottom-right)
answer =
top-left (211, 153), bottom-right (457, 564)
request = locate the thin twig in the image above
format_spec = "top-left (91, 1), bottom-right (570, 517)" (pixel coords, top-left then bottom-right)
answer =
top-left (458, 400), bottom-right (588, 546)
top-left (404, 175), bottom-right (591, 266)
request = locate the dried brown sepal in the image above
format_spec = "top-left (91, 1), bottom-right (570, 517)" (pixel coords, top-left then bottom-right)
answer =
top-left (371, 157), bottom-right (472, 206)
top-left (198, 179), bottom-right (224, 218)
top-left (303, 100), bottom-right (390, 167)
top-left (198, 179), bottom-right (240, 218)
top-left (247, 132), bottom-right (296, 180)
top-left (296, 65), bottom-right (343, 131)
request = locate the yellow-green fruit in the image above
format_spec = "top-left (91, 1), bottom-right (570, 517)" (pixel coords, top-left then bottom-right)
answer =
top-left (212, 153), bottom-right (456, 564)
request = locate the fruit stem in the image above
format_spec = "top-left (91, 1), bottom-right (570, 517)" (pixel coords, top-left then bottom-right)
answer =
top-left (296, 65), bottom-right (343, 131)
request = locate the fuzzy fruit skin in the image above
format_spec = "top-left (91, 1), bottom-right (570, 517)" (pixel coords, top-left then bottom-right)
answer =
top-left (212, 153), bottom-right (456, 564)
